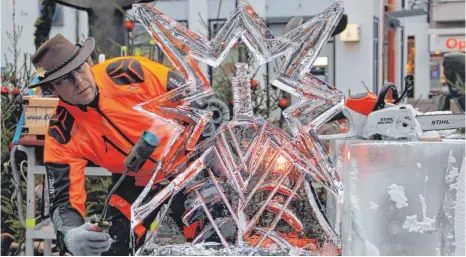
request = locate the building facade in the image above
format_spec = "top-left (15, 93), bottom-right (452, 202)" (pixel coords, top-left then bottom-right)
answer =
top-left (128, 0), bottom-right (385, 99)
top-left (1, 0), bottom-right (89, 67)
top-left (429, 0), bottom-right (465, 94)
top-left (2, 0), bottom-right (388, 100)
top-left (394, 0), bottom-right (465, 101)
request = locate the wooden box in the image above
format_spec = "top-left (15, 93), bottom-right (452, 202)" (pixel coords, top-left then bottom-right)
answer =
top-left (22, 96), bottom-right (59, 137)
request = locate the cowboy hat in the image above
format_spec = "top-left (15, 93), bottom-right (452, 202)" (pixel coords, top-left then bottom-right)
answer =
top-left (29, 33), bottom-right (95, 88)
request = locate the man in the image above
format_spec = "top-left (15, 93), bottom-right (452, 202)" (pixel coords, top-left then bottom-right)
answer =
top-left (30, 34), bottom-right (197, 255)
top-left (443, 52), bottom-right (465, 112)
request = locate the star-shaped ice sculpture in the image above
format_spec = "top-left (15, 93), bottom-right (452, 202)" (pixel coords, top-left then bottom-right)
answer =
top-left (130, 1), bottom-right (345, 254)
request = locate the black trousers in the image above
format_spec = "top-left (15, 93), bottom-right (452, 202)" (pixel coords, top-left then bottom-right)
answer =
top-left (102, 175), bottom-right (186, 256)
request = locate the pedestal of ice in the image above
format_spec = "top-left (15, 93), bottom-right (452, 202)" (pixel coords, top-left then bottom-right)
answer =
top-left (333, 140), bottom-right (465, 256)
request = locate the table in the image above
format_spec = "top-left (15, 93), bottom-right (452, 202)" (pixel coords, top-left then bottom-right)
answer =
top-left (18, 144), bottom-right (111, 256)
top-left (338, 140), bottom-right (465, 255)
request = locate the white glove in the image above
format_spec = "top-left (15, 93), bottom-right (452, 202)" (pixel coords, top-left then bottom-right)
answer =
top-left (64, 223), bottom-right (113, 256)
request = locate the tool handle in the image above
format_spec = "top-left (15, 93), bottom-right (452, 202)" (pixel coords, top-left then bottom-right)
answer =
top-left (101, 169), bottom-right (130, 220)
top-left (90, 216), bottom-right (110, 232)
top-left (101, 131), bottom-right (160, 221)
top-left (124, 131), bottom-right (160, 172)
top-left (394, 75), bottom-right (414, 104)
top-left (373, 83), bottom-right (399, 111)
top-left (91, 224), bottom-right (103, 232)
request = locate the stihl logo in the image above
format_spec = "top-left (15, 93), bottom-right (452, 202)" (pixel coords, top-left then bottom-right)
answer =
top-left (48, 173), bottom-right (55, 198)
top-left (431, 120), bottom-right (450, 125)
top-left (169, 77), bottom-right (184, 87)
top-left (378, 117), bottom-right (394, 124)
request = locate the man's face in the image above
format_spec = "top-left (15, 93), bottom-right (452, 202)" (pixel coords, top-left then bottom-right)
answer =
top-left (49, 62), bottom-right (96, 105)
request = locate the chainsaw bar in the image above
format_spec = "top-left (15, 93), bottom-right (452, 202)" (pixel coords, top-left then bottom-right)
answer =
top-left (416, 112), bottom-right (465, 131)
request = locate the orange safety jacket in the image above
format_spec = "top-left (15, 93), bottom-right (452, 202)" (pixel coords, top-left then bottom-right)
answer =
top-left (44, 57), bottom-right (193, 238)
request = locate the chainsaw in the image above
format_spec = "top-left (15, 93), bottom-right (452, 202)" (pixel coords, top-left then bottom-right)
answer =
top-left (320, 75), bottom-right (465, 140)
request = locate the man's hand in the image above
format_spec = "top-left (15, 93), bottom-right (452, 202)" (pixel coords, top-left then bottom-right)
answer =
top-left (64, 223), bottom-right (113, 256)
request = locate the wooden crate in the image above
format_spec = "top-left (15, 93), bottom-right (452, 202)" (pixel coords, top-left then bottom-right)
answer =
top-left (22, 96), bottom-right (59, 138)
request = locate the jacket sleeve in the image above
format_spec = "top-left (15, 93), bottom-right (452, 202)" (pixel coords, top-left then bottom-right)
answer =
top-left (44, 107), bottom-right (88, 252)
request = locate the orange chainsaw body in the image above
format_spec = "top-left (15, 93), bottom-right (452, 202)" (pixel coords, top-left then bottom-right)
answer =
top-left (345, 92), bottom-right (378, 116)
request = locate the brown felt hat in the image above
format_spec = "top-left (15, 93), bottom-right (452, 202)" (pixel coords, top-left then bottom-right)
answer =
top-left (29, 33), bottom-right (95, 88)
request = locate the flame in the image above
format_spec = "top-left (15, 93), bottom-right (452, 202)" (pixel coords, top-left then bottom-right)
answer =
top-left (275, 155), bottom-right (288, 170)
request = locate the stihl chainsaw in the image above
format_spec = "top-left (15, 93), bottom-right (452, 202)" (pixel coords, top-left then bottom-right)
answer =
top-left (321, 75), bottom-right (465, 140)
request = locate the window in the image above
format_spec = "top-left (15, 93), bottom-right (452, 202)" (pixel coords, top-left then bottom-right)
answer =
top-left (266, 22), bottom-right (335, 85)
top-left (406, 36), bottom-right (415, 98)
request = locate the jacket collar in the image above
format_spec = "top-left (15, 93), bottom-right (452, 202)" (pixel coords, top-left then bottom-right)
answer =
top-left (57, 82), bottom-right (101, 112)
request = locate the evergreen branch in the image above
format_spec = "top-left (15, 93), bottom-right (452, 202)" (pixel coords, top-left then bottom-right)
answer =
top-left (34, 0), bottom-right (56, 49)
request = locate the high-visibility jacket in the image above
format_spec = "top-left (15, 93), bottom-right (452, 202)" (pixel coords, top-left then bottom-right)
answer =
top-left (44, 57), bottom-right (191, 235)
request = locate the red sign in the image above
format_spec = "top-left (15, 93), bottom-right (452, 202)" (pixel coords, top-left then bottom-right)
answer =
top-left (446, 38), bottom-right (466, 51)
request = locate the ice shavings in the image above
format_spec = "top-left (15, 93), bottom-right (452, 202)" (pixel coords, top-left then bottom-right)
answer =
top-left (369, 201), bottom-right (379, 211)
top-left (442, 153), bottom-right (462, 255)
top-left (143, 242), bottom-right (308, 256)
top-left (402, 215), bottom-right (435, 233)
top-left (449, 150), bottom-right (456, 164)
top-left (444, 131), bottom-right (465, 139)
top-left (422, 131), bottom-right (440, 137)
top-left (446, 150), bottom-right (460, 190)
top-left (350, 159), bottom-right (364, 233)
top-left (402, 194), bottom-right (436, 233)
top-left (334, 180), bottom-right (344, 204)
top-left (387, 184), bottom-right (408, 209)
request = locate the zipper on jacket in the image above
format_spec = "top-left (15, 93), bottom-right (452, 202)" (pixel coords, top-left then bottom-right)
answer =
top-left (102, 135), bottom-right (128, 156)
top-left (95, 107), bottom-right (158, 164)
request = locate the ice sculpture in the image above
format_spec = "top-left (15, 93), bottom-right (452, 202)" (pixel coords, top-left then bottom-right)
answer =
top-left (129, 0), bottom-right (345, 255)
top-left (132, 64), bottom-right (341, 255)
